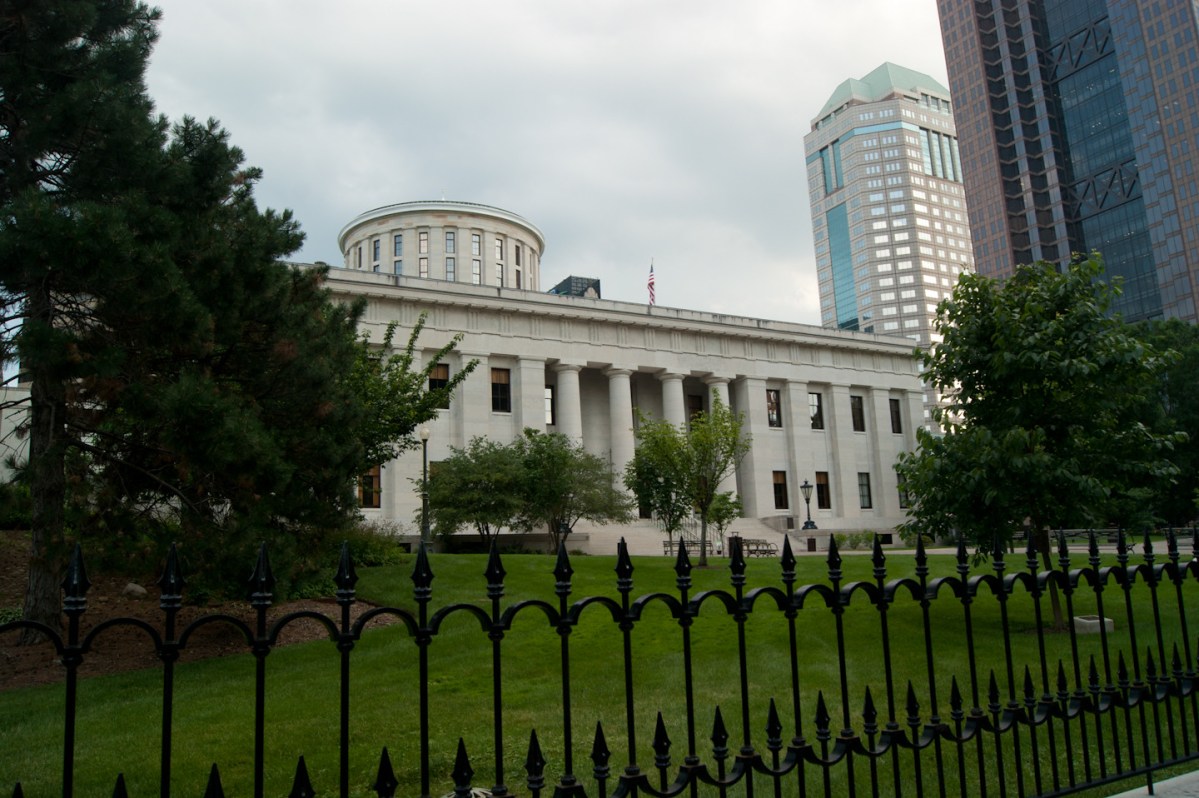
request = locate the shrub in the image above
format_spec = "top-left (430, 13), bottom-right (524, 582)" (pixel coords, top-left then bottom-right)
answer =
top-left (0, 481), bottom-right (31, 529)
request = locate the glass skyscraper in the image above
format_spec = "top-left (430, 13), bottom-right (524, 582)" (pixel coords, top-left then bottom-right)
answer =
top-left (804, 63), bottom-right (975, 428)
top-left (938, 0), bottom-right (1199, 321)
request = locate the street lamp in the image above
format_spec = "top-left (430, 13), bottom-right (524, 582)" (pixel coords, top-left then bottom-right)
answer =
top-left (800, 479), bottom-right (817, 530)
top-left (420, 427), bottom-right (431, 545)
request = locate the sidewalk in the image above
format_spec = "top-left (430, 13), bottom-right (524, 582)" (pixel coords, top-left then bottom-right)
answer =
top-left (1110, 770), bottom-right (1199, 797)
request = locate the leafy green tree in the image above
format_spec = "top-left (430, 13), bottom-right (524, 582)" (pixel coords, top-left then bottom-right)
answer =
top-left (623, 420), bottom-right (692, 543)
top-left (896, 256), bottom-right (1182, 561)
top-left (349, 314), bottom-right (476, 468)
top-left (707, 491), bottom-right (742, 544)
top-left (427, 437), bottom-right (525, 541)
top-left (1133, 319), bottom-right (1199, 525)
top-left (631, 395), bottom-right (750, 565)
top-left (515, 429), bottom-right (634, 551)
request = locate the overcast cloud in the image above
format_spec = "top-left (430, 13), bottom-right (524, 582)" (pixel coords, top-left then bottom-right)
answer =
top-left (144, 1), bottom-right (949, 325)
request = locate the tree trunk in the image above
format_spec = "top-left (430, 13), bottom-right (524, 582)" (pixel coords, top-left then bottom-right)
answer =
top-left (698, 515), bottom-right (709, 567)
top-left (1035, 526), bottom-right (1066, 630)
top-left (21, 284), bottom-right (68, 644)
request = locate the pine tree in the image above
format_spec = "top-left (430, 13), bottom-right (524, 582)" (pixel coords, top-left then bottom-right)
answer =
top-left (0, 0), bottom-right (168, 635)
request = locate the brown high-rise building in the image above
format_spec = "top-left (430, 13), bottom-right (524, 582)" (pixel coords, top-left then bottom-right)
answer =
top-left (937, 0), bottom-right (1199, 321)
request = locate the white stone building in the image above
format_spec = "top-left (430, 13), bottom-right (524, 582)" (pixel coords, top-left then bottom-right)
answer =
top-left (333, 201), bottom-right (924, 537)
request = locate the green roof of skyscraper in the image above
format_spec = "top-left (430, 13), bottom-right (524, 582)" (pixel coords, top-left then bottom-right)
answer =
top-left (816, 62), bottom-right (951, 119)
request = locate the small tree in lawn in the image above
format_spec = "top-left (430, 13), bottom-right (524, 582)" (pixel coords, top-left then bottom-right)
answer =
top-left (427, 438), bottom-right (524, 542)
top-left (707, 491), bottom-right (742, 550)
top-left (632, 394), bottom-right (750, 566)
top-left (624, 420), bottom-right (691, 544)
top-left (516, 429), bottom-right (634, 551)
top-left (349, 314), bottom-right (477, 469)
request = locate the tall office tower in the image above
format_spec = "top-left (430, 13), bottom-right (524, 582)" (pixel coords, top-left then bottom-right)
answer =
top-left (938, 0), bottom-right (1199, 322)
top-left (804, 63), bottom-right (974, 428)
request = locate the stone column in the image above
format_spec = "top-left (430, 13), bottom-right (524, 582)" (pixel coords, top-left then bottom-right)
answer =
top-left (658, 372), bottom-right (687, 427)
top-left (553, 363), bottom-right (583, 444)
top-left (515, 357), bottom-right (547, 433)
top-left (606, 368), bottom-right (636, 477)
top-left (703, 376), bottom-right (737, 496)
top-left (704, 375), bottom-right (731, 409)
top-left (459, 352), bottom-right (490, 445)
top-left (825, 383), bottom-right (858, 516)
top-left (732, 377), bottom-right (769, 517)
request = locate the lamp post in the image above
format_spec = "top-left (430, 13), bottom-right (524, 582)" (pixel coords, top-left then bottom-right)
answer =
top-left (801, 479), bottom-right (817, 530)
top-left (420, 427), bottom-right (431, 545)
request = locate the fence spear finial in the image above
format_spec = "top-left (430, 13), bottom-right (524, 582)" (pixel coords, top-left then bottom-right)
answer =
top-left (372, 748), bottom-right (398, 798)
top-left (157, 544), bottom-right (186, 610)
top-left (335, 542), bottom-right (358, 598)
top-left (452, 738), bottom-right (475, 796)
top-left (524, 729), bottom-right (546, 791)
top-left (62, 543), bottom-right (91, 615)
top-left (288, 756), bottom-right (315, 798)
top-left (247, 544), bottom-right (275, 607)
top-left (203, 764), bottom-right (225, 798)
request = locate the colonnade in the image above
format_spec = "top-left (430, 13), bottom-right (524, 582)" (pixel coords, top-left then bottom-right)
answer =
top-left (414, 354), bottom-right (921, 525)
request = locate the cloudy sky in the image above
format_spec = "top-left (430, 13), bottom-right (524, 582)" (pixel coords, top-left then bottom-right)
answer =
top-left (144, 1), bottom-right (949, 325)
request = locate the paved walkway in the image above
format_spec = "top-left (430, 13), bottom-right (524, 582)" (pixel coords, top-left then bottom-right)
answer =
top-left (1110, 770), bottom-right (1199, 796)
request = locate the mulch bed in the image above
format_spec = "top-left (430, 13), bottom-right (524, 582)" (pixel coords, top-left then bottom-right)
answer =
top-left (0, 530), bottom-right (389, 690)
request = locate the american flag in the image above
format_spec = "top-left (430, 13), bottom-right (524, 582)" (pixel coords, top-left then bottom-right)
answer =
top-left (648, 262), bottom-right (656, 306)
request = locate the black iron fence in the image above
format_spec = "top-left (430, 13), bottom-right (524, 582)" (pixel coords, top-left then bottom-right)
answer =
top-left (3, 530), bottom-right (1199, 798)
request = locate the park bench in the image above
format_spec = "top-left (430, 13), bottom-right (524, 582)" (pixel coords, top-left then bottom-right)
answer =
top-left (740, 538), bottom-right (779, 557)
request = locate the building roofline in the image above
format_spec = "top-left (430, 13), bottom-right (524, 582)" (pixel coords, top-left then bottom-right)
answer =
top-left (814, 62), bottom-right (952, 123)
top-left (310, 265), bottom-right (920, 358)
top-left (337, 201), bottom-right (546, 254)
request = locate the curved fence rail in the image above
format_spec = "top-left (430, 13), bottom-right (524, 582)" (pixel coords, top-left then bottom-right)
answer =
top-left (3, 530), bottom-right (1199, 798)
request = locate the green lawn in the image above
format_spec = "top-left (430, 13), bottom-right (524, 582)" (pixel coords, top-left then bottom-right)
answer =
top-left (2, 548), bottom-right (1197, 797)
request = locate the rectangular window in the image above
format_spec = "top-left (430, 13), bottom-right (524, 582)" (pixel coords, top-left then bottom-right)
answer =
top-left (686, 394), bottom-right (704, 420)
top-left (858, 472), bottom-right (873, 509)
top-left (419, 257), bottom-right (428, 278)
top-left (766, 389), bottom-right (782, 428)
top-left (446, 257), bottom-right (455, 281)
top-left (850, 395), bottom-right (866, 432)
top-left (773, 471), bottom-right (789, 510)
top-left (491, 368), bottom-right (511, 412)
top-left (445, 231), bottom-right (456, 254)
top-left (889, 398), bottom-right (903, 434)
top-left (418, 231), bottom-right (429, 254)
top-left (545, 385), bottom-right (555, 425)
top-left (515, 244), bottom-right (522, 266)
top-left (496, 263), bottom-right (504, 286)
top-left (809, 392), bottom-right (824, 430)
top-left (429, 363), bottom-right (450, 409)
top-left (495, 238), bottom-right (504, 260)
top-left (815, 472), bottom-right (831, 509)
top-left (472, 259), bottom-right (481, 284)
top-left (372, 238), bottom-right (380, 262)
top-left (393, 259), bottom-right (402, 275)
top-left (358, 465), bottom-right (381, 509)
top-left (471, 233), bottom-right (482, 256)
top-left (516, 269), bottom-right (522, 289)
top-left (393, 234), bottom-right (403, 257)
top-left (897, 474), bottom-right (911, 509)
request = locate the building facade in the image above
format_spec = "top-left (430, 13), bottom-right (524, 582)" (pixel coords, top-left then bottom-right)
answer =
top-left (803, 63), bottom-right (974, 428)
top-left (332, 201), bottom-right (924, 536)
top-left (937, 0), bottom-right (1199, 322)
